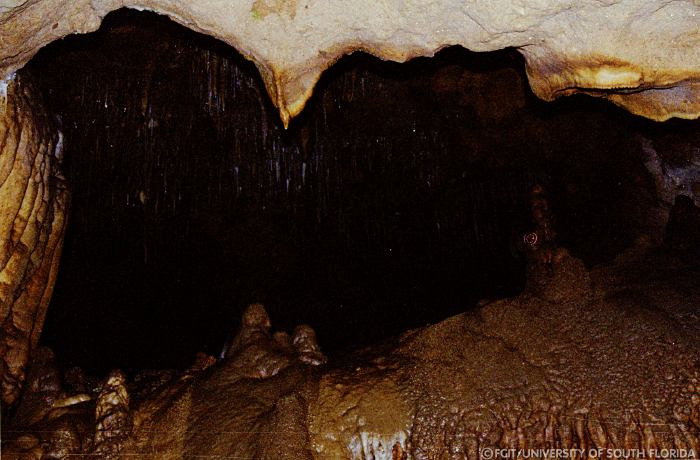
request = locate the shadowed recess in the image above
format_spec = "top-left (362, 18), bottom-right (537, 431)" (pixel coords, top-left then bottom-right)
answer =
top-left (23, 9), bottom-right (666, 374)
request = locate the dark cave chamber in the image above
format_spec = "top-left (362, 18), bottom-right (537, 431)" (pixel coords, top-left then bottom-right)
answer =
top-left (24, 9), bottom-right (668, 375)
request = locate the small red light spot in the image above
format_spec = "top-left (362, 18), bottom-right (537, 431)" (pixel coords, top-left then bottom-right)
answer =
top-left (523, 232), bottom-right (538, 246)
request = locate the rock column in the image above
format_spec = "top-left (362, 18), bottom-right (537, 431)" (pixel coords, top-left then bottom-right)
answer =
top-left (0, 74), bottom-right (69, 407)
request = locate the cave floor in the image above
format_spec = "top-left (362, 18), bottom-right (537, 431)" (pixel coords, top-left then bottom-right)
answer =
top-left (3, 245), bottom-right (700, 458)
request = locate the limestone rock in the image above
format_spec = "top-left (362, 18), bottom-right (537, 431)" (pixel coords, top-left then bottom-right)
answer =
top-left (0, 74), bottom-right (68, 406)
top-left (292, 324), bottom-right (327, 366)
top-left (1, 1), bottom-right (700, 124)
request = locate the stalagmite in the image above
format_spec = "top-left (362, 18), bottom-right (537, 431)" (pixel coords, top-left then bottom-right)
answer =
top-left (93, 369), bottom-right (132, 458)
top-left (0, 2), bottom-right (699, 457)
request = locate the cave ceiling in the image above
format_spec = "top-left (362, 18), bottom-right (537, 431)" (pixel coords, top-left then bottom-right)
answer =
top-left (2, 0), bottom-right (700, 125)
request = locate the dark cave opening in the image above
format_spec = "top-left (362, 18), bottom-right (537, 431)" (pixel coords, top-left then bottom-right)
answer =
top-left (22, 9), bottom-right (675, 376)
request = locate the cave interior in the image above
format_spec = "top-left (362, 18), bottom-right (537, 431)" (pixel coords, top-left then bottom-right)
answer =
top-left (15, 8), bottom-right (700, 378)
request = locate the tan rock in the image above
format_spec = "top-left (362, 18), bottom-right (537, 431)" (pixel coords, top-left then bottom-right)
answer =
top-left (1, 1), bottom-right (699, 124)
top-left (0, 74), bottom-right (68, 406)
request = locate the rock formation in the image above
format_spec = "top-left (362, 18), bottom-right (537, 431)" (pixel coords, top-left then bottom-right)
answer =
top-left (103, 251), bottom-right (700, 458)
top-left (0, 74), bottom-right (68, 407)
top-left (1, 1), bottom-right (700, 125)
top-left (1, 1), bottom-right (700, 456)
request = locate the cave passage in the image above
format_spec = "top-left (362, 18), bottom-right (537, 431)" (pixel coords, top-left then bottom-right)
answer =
top-left (23, 9), bottom-right (669, 375)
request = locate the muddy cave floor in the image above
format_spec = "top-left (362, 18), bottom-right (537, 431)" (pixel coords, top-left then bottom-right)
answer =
top-left (3, 242), bottom-right (700, 453)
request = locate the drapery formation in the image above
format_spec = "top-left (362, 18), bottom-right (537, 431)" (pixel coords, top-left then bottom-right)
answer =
top-left (1, 0), bottom-right (700, 406)
top-left (1, 1), bottom-right (700, 126)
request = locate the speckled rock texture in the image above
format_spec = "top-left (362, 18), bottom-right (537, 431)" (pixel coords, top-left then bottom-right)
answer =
top-left (0, 75), bottom-right (68, 407)
top-left (1, 1), bottom-right (699, 454)
top-left (307, 251), bottom-right (700, 458)
top-left (116, 250), bottom-right (699, 459)
top-left (1, 0), bottom-right (700, 124)
top-left (2, 248), bottom-right (698, 458)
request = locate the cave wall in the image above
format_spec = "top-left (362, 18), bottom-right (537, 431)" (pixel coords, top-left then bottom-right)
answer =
top-left (0, 75), bottom-right (68, 406)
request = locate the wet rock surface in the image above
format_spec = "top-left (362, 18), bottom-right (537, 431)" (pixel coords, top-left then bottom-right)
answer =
top-left (3, 5), bottom-right (700, 453)
top-left (305, 249), bottom-right (700, 458)
top-left (92, 370), bottom-right (132, 458)
top-left (220, 303), bottom-right (326, 379)
top-left (58, 247), bottom-right (692, 459)
top-left (2, 185), bottom-right (699, 460)
top-left (0, 74), bottom-right (68, 407)
top-left (3, 350), bottom-right (97, 459)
